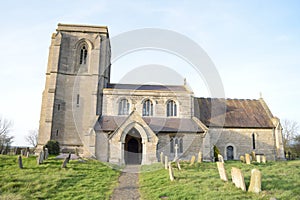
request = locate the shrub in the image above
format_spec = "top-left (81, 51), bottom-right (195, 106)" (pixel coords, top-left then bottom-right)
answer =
top-left (213, 145), bottom-right (221, 161)
top-left (45, 140), bottom-right (60, 155)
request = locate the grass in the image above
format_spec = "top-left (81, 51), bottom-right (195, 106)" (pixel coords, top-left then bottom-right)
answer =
top-left (139, 160), bottom-right (300, 200)
top-left (0, 155), bottom-right (120, 200)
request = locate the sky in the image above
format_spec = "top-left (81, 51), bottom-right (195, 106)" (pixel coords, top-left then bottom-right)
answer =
top-left (0, 0), bottom-right (299, 146)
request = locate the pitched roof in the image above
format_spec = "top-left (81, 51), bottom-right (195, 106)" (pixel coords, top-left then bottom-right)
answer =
top-left (106, 83), bottom-right (188, 92)
top-left (194, 98), bottom-right (275, 128)
top-left (95, 116), bottom-right (205, 133)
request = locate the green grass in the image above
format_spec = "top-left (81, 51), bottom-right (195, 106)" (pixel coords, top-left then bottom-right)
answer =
top-left (0, 155), bottom-right (120, 200)
top-left (139, 161), bottom-right (300, 200)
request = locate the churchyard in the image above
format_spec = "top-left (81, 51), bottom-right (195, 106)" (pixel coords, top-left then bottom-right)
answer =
top-left (0, 154), bottom-right (300, 200)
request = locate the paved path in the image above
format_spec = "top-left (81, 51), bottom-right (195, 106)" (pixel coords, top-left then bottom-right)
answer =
top-left (111, 165), bottom-right (141, 200)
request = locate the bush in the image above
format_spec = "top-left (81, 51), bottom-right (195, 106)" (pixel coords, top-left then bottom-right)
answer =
top-left (213, 145), bottom-right (221, 162)
top-left (45, 140), bottom-right (60, 155)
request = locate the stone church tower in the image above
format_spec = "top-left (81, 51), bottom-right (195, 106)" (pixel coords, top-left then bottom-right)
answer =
top-left (37, 24), bottom-right (111, 156)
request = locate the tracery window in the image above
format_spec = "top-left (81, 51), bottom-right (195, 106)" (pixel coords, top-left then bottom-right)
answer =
top-left (170, 137), bottom-right (183, 153)
top-left (118, 99), bottom-right (130, 115)
top-left (142, 99), bottom-right (153, 116)
top-left (79, 45), bottom-right (88, 65)
top-left (167, 100), bottom-right (177, 117)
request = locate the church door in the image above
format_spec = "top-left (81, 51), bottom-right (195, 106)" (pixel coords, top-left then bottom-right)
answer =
top-left (124, 130), bottom-right (142, 164)
top-left (226, 146), bottom-right (234, 160)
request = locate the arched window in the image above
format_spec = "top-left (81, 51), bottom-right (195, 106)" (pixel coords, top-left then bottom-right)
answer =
top-left (252, 133), bottom-right (256, 149)
top-left (167, 100), bottom-right (177, 117)
top-left (142, 99), bottom-right (153, 116)
top-left (79, 45), bottom-right (88, 65)
top-left (226, 146), bottom-right (234, 160)
top-left (118, 99), bottom-right (130, 115)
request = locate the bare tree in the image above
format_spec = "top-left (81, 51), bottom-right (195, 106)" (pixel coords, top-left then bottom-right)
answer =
top-left (0, 116), bottom-right (14, 153)
top-left (282, 119), bottom-right (299, 150)
top-left (25, 129), bottom-right (38, 148)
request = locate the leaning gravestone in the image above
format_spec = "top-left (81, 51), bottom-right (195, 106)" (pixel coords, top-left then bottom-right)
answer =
top-left (240, 155), bottom-right (245, 163)
top-left (176, 159), bottom-right (181, 170)
top-left (245, 154), bottom-right (251, 165)
top-left (168, 162), bottom-right (175, 181)
top-left (262, 156), bottom-right (266, 163)
top-left (18, 155), bottom-right (23, 169)
top-left (189, 155), bottom-right (196, 166)
top-left (218, 154), bottom-right (224, 163)
top-left (217, 162), bottom-right (228, 182)
top-left (256, 155), bottom-right (261, 163)
top-left (165, 156), bottom-right (168, 169)
top-left (61, 153), bottom-right (72, 168)
top-left (160, 152), bottom-right (164, 164)
top-left (197, 151), bottom-right (203, 163)
top-left (248, 169), bottom-right (262, 193)
top-left (231, 167), bottom-right (246, 191)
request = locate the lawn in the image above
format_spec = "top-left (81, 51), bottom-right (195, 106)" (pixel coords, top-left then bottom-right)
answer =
top-left (0, 155), bottom-right (120, 200)
top-left (139, 160), bottom-right (300, 200)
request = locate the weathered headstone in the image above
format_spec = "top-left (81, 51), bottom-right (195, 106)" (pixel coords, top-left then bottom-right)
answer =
top-left (248, 169), bottom-right (262, 193)
top-left (40, 150), bottom-right (45, 163)
top-left (26, 151), bottom-right (30, 158)
top-left (251, 151), bottom-right (256, 162)
top-left (240, 155), bottom-right (245, 163)
top-left (189, 155), bottom-right (196, 166)
top-left (197, 151), bottom-right (203, 163)
top-left (37, 151), bottom-right (43, 165)
top-left (261, 155), bottom-right (266, 163)
top-left (168, 162), bottom-right (175, 181)
top-left (44, 148), bottom-right (49, 160)
top-left (217, 162), bottom-right (228, 182)
top-left (165, 156), bottom-right (168, 169)
top-left (256, 155), bottom-right (261, 163)
top-left (245, 154), bottom-right (251, 165)
top-left (18, 155), bottom-right (23, 169)
top-left (160, 152), bottom-right (164, 164)
top-left (176, 159), bottom-right (181, 170)
top-left (218, 154), bottom-right (224, 163)
top-left (231, 167), bottom-right (246, 191)
top-left (21, 149), bottom-right (24, 156)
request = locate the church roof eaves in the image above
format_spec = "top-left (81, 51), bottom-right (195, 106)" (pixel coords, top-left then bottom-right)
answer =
top-left (106, 83), bottom-right (189, 92)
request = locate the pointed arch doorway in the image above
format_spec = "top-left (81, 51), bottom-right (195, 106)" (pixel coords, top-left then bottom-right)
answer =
top-left (124, 128), bottom-right (142, 164)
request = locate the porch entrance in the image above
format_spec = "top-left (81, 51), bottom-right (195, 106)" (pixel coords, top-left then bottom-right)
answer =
top-left (124, 128), bottom-right (142, 164)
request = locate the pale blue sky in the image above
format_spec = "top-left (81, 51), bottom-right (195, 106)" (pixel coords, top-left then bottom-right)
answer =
top-left (0, 1), bottom-right (299, 145)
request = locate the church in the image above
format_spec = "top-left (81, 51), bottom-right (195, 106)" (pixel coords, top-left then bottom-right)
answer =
top-left (37, 24), bottom-right (285, 165)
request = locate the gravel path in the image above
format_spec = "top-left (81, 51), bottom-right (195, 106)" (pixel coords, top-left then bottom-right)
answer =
top-left (111, 165), bottom-right (141, 200)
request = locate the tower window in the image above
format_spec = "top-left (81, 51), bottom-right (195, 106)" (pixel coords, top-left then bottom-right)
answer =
top-left (79, 45), bottom-right (88, 64)
top-left (58, 104), bottom-right (61, 111)
top-left (77, 94), bottom-right (80, 105)
top-left (56, 130), bottom-right (59, 136)
top-left (118, 99), bottom-right (130, 115)
top-left (142, 99), bottom-right (153, 116)
top-left (167, 100), bottom-right (177, 117)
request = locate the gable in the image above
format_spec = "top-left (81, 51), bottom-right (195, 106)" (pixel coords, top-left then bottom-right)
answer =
top-left (194, 98), bottom-right (275, 128)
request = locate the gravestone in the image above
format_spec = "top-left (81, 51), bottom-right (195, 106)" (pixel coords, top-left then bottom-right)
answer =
top-left (168, 162), bottom-right (175, 181)
top-left (245, 154), bottom-right (251, 165)
top-left (21, 149), bottom-right (24, 156)
top-left (231, 167), bottom-right (246, 191)
top-left (256, 155), bottom-right (261, 163)
top-left (189, 155), bottom-right (196, 166)
top-left (37, 151), bottom-right (43, 165)
top-left (18, 155), bottom-right (23, 169)
top-left (44, 148), bottom-right (49, 160)
top-left (40, 151), bottom-right (45, 163)
top-left (165, 156), bottom-right (168, 169)
top-left (262, 156), bottom-right (266, 163)
top-left (251, 151), bottom-right (256, 162)
top-left (197, 151), bottom-right (203, 163)
top-left (240, 155), bottom-right (245, 163)
top-left (248, 169), bottom-right (262, 193)
top-left (176, 159), bottom-right (181, 170)
top-left (160, 152), bottom-right (164, 164)
top-left (217, 162), bottom-right (228, 182)
top-left (218, 154), bottom-right (224, 163)
top-left (1, 149), bottom-right (5, 155)
top-left (26, 151), bottom-right (30, 158)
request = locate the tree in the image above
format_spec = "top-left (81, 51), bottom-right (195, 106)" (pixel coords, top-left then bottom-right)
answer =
top-left (0, 116), bottom-right (14, 153)
top-left (25, 129), bottom-right (38, 148)
top-left (282, 119), bottom-right (300, 158)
